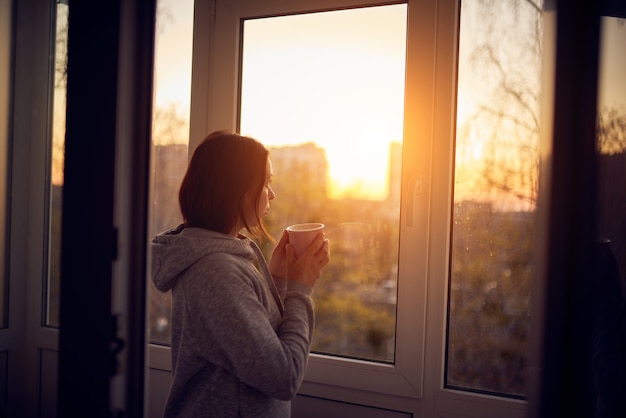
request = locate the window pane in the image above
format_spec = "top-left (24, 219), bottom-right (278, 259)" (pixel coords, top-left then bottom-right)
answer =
top-left (147, 0), bottom-right (193, 345)
top-left (597, 16), bottom-right (626, 280)
top-left (46, 2), bottom-right (69, 327)
top-left (594, 16), bottom-right (626, 416)
top-left (0, 0), bottom-right (11, 328)
top-left (240, 4), bottom-right (407, 362)
top-left (446, 0), bottom-right (543, 397)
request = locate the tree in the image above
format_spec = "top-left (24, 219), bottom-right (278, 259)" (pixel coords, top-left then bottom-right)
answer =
top-left (457, 0), bottom-right (543, 208)
top-left (447, 0), bottom-right (543, 397)
top-left (598, 106), bottom-right (626, 155)
top-left (451, 0), bottom-right (626, 398)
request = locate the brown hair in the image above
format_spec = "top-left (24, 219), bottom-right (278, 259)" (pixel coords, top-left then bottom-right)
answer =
top-left (179, 131), bottom-right (271, 240)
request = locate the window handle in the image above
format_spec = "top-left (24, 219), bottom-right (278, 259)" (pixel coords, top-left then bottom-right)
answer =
top-left (407, 171), bottom-right (422, 227)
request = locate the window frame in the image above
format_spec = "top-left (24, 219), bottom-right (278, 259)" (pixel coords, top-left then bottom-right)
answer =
top-left (3, 0), bottom-right (62, 415)
top-left (147, 0), bottom-right (528, 416)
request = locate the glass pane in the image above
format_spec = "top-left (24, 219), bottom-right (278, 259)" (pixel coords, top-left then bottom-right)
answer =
top-left (240, 4), bottom-right (406, 362)
top-left (147, 0), bottom-right (194, 345)
top-left (446, 0), bottom-right (543, 397)
top-left (46, 2), bottom-right (69, 327)
top-left (593, 15), bottom-right (626, 417)
top-left (0, 0), bottom-right (11, 328)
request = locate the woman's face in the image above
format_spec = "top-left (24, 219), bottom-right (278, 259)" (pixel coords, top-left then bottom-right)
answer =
top-left (244, 158), bottom-right (275, 228)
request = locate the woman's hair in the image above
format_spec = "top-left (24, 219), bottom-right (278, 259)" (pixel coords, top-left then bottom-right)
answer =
top-left (179, 131), bottom-right (271, 240)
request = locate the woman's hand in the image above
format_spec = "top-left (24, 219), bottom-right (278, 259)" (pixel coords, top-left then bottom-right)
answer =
top-left (286, 232), bottom-right (330, 288)
top-left (269, 230), bottom-right (330, 289)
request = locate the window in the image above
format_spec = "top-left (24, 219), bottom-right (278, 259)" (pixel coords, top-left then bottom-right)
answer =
top-left (148, 0), bottom-right (193, 345)
top-left (147, 0), bottom-right (539, 416)
top-left (46, 1), bottom-right (69, 328)
top-left (149, 0), bottom-right (435, 401)
top-left (595, 14), bottom-right (626, 347)
top-left (5, 0), bottom-right (66, 415)
top-left (0, 0), bottom-right (11, 329)
top-left (446, 0), bottom-right (542, 398)
top-left (239, 4), bottom-right (406, 363)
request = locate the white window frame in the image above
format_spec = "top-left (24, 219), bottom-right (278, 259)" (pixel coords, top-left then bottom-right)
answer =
top-left (148, 0), bottom-right (528, 416)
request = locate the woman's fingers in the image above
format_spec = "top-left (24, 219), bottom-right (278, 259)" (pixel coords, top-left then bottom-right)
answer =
top-left (286, 235), bottom-right (330, 288)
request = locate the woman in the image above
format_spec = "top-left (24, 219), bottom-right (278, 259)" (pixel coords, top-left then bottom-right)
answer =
top-left (152, 131), bottom-right (330, 417)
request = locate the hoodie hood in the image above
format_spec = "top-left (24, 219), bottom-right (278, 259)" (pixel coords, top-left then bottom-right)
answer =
top-left (151, 224), bottom-right (256, 292)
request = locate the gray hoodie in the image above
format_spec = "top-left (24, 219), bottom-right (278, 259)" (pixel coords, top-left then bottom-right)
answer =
top-left (152, 225), bottom-right (314, 417)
